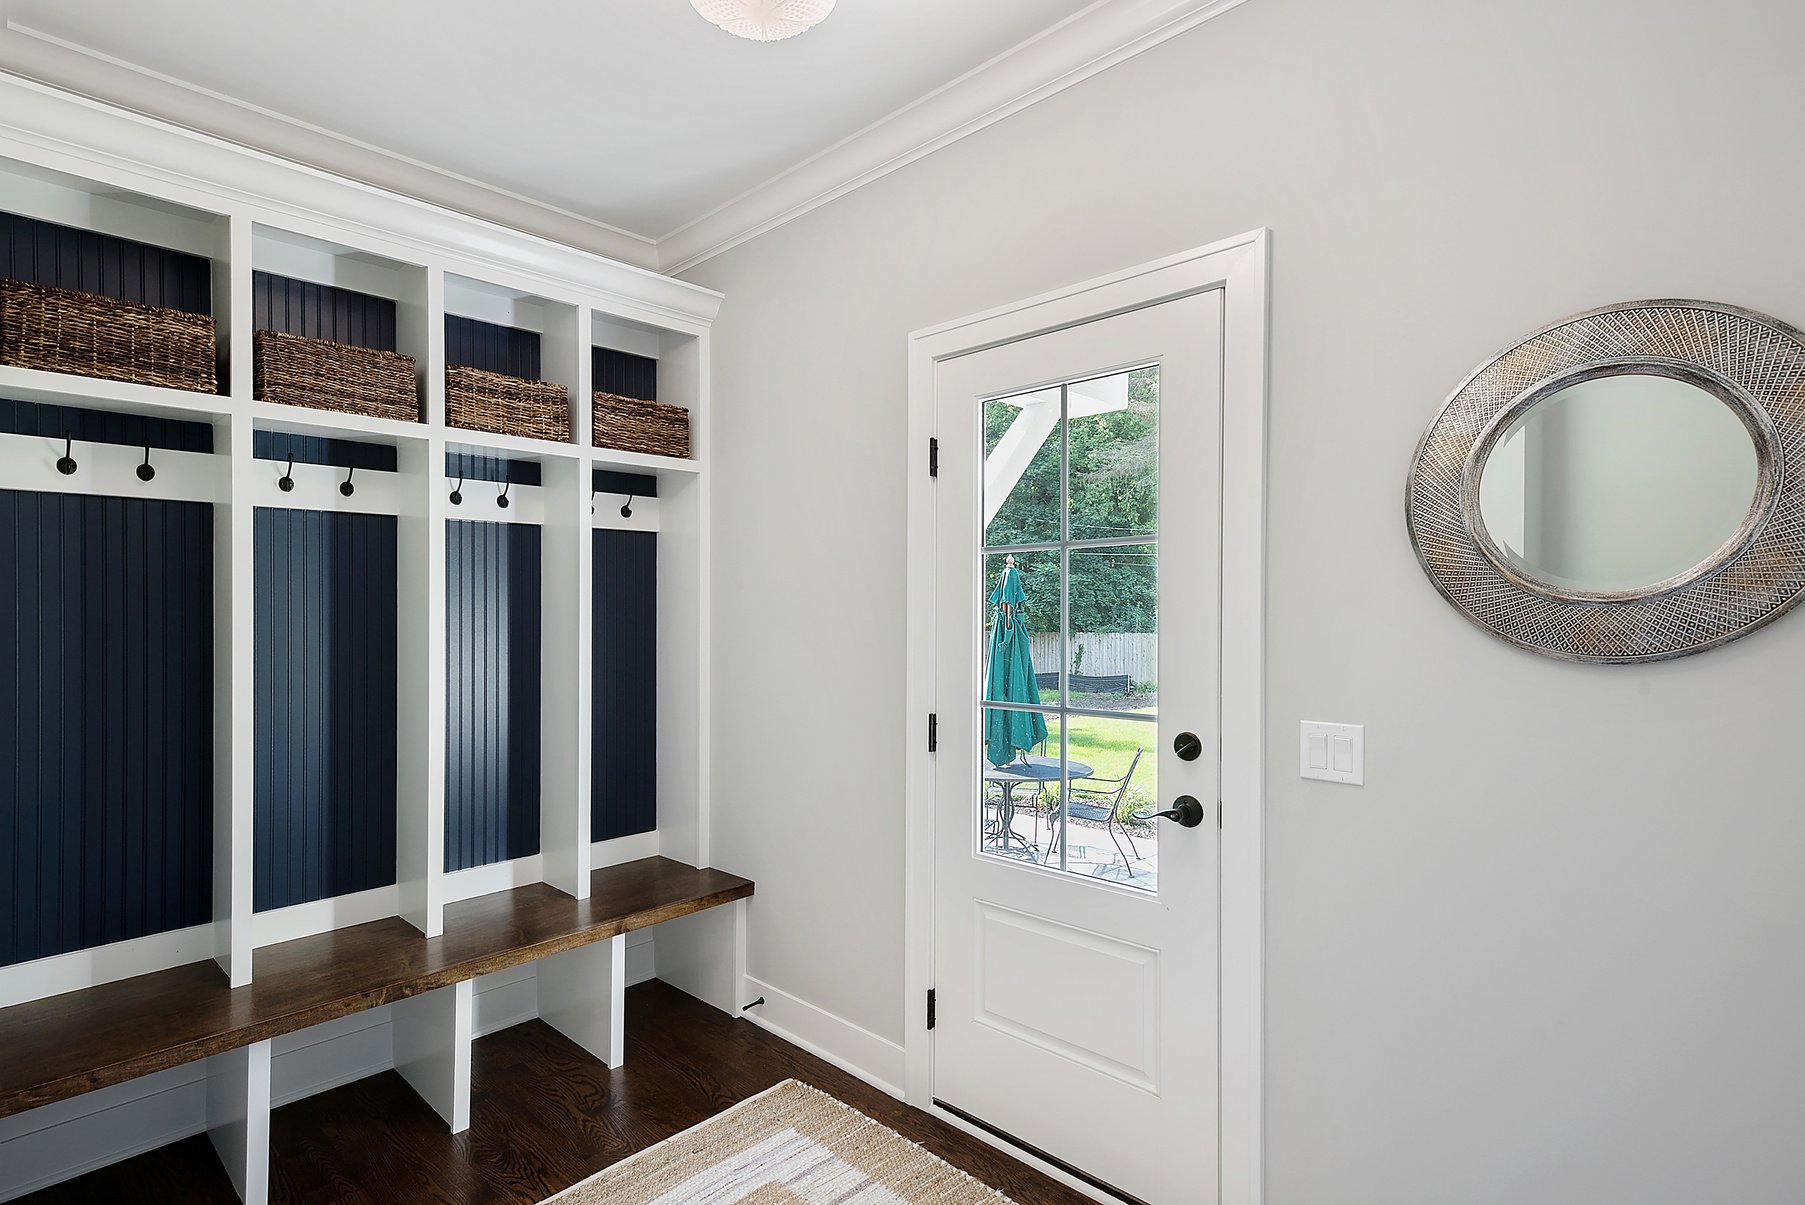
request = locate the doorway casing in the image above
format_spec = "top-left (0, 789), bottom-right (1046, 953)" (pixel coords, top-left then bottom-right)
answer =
top-left (903, 229), bottom-right (1269, 1204)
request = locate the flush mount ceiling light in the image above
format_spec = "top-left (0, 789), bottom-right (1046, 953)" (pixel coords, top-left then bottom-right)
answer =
top-left (690, 0), bottom-right (836, 42)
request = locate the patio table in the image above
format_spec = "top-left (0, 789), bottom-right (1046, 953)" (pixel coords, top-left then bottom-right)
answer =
top-left (983, 755), bottom-right (1094, 855)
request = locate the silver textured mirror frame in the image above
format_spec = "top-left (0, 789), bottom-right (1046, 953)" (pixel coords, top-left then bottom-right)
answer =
top-left (1407, 299), bottom-right (1805, 663)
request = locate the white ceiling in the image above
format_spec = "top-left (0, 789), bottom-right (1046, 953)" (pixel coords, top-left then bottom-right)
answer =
top-left (3, 0), bottom-right (1097, 241)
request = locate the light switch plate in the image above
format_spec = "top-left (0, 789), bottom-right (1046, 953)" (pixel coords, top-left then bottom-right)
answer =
top-left (1299, 721), bottom-right (1363, 785)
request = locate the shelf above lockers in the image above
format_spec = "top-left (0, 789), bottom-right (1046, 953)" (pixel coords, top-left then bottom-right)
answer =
top-left (250, 224), bottom-right (430, 428)
top-left (591, 311), bottom-right (700, 469)
top-left (1, 159), bottom-right (234, 393)
top-left (445, 273), bottom-right (581, 446)
top-left (0, 364), bottom-right (232, 423)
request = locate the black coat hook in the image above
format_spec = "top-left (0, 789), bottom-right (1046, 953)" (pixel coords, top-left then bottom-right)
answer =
top-left (496, 479), bottom-right (511, 510)
top-left (450, 477), bottom-right (464, 506)
top-left (339, 467), bottom-right (356, 498)
top-left (55, 430), bottom-right (77, 476)
top-left (590, 489), bottom-right (596, 515)
top-left (136, 444), bottom-right (156, 483)
top-left (620, 493), bottom-right (635, 519)
top-left (278, 457), bottom-right (295, 493)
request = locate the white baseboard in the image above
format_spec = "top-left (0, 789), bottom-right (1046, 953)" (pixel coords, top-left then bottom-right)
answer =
top-left (738, 976), bottom-right (906, 1099)
top-left (0, 923), bottom-right (216, 1009)
top-left (0, 932), bottom-right (657, 1199)
top-left (591, 831), bottom-right (662, 868)
top-left (443, 856), bottom-right (544, 905)
top-left (252, 886), bottom-right (401, 948)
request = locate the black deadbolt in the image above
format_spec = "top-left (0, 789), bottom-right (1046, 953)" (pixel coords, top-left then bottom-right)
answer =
top-left (1174, 731), bottom-right (1203, 762)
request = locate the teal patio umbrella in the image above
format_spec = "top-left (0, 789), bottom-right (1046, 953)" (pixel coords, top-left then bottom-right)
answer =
top-left (984, 557), bottom-right (1048, 766)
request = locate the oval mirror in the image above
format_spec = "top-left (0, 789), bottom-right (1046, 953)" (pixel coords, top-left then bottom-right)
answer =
top-left (1474, 373), bottom-right (1760, 596)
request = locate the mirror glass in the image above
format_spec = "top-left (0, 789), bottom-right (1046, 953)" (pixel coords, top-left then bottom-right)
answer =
top-left (1477, 373), bottom-right (1760, 594)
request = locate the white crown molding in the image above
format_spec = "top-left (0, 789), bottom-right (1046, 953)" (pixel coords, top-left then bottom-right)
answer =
top-left (0, 0), bottom-right (1252, 277)
top-left (0, 13), bottom-right (661, 270)
top-left (655, 0), bottom-right (1255, 272)
top-left (0, 73), bottom-right (722, 330)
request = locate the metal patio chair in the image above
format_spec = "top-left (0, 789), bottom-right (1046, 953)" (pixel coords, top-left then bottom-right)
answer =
top-left (1063, 747), bottom-right (1147, 866)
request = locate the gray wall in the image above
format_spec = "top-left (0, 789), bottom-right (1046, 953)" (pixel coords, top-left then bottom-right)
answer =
top-left (683, 0), bottom-right (1805, 1200)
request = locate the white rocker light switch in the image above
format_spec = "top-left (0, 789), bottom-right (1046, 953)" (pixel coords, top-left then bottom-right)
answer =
top-left (1300, 721), bottom-right (1363, 785)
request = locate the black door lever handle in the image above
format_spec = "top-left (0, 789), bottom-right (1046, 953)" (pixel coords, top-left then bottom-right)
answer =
top-left (1142, 795), bottom-right (1207, 828)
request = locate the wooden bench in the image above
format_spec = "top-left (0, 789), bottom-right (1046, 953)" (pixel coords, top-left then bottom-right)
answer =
top-left (0, 857), bottom-right (753, 1201)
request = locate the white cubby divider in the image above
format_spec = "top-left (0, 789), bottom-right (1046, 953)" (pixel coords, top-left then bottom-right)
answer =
top-left (0, 78), bottom-right (723, 1010)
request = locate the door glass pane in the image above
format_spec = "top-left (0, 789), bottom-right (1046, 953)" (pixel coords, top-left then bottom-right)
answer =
top-left (984, 389), bottom-right (1062, 547)
top-left (1061, 713), bottom-right (1158, 890)
top-left (1068, 367), bottom-right (1158, 542)
top-left (978, 708), bottom-right (1063, 863)
top-left (983, 550), bottom-right (1059, 706)
top-left (978, 367), bottom-right (1161, 893)
top-left (1067, 545), bottom-right (1158, 713)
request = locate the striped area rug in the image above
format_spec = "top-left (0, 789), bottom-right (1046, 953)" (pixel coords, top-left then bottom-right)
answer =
top-left (542, 1080), bottom-right (1015, 1204)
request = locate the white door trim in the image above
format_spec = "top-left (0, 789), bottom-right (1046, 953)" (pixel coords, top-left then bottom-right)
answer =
top-left (903, 229), bottom-right (1269, 1204)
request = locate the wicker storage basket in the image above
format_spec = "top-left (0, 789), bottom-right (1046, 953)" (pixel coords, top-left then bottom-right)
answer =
top-left (0, 278), bottom-right (217, 393)
top-left (593, 391), bottom-right (691, 459)
top-left (445, 364), bottom-right (570, 441)
top-left (254, 329), bottom-right (419, 423)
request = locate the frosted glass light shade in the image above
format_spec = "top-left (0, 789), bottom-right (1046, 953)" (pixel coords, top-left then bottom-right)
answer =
top-left (690, 0), bottom-right (837, 42)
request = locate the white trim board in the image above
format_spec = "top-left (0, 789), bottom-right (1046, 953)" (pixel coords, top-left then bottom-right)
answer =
top-left (0, 0), bottom-right (1253, 274)
top-left (903, 230), bottom-right (1270, 1205)
top-left (738, 976), bottom-right (907, 1100)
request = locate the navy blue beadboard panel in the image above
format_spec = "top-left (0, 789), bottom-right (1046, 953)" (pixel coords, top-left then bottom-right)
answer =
top-left (0, 397), bottom-right (214, 454)
top-left (593, 470), bottom-right (658, 499)
top-left (0, 490), bottom-right (213, 967)
top-left (251, 431), bottom-right (399, 473)
top-left (592, 347), bottom-right (657, 401)
top-left (445, 520), bottom-right (542, 872)
top-left (445, 315), bottom-right (541, 379)
top-left (253, 508), bottom-right (399, 912)
top-left (1, 211), bottom-right (212, 315)
top-left (592, 529), bottom-right (657, 841)
top-left (445, 453), bottom-right (543, 489)
top-left (253, 271), bottom-right (397, 352)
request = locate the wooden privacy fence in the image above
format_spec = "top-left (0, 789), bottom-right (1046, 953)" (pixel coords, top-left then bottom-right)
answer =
top-left (1030, 632), bottom-right (1157, 685)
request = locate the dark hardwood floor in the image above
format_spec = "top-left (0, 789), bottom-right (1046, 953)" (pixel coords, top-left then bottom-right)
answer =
top-left (20, 979), bottom-right (1088, 1204)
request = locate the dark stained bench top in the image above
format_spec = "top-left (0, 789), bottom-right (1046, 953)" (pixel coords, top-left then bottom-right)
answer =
top-left (0, 857), bottom-right (753, 1119)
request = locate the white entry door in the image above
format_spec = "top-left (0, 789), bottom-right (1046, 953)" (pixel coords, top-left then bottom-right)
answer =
top-left (932, 290), bottom-right (1222, 1204)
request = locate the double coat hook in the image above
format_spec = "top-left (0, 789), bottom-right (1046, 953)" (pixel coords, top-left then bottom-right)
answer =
top-left (278, 457), bottom-right (295, 493)
top-left (136, 444), bottom-right (156, 483)
top-left (339, 467), bottom-right (356, 498)
top-left (496, 478), bottom-right (511, 510)
top-left (55, 430), bottom-right (77, 476)
top-left (450, 476), bottom-right (464, 506)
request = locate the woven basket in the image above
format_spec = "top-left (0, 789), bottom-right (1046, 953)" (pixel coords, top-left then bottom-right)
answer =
top-left (0, 278), bottom-right (217, 393)
top-left (445, 364), bottom-right (570, 442)
top-left (254, 329), bottom-right (419, 423)
top-left (593, 391), bottom-right (691, 459)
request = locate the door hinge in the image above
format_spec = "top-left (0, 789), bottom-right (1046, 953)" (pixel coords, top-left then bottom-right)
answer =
top-left (927, 988), bottom-right (937, 1030)
top-left (927, 713), bottom-right (939, 752)
top-left (928, 437), bottom-right (939, 478)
